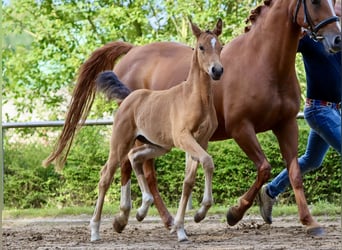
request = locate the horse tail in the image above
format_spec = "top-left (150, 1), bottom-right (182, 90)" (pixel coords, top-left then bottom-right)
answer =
top-left (43, 41), bottom-right (134, 170)
top-left (96, 71), bottom-right (131, 102)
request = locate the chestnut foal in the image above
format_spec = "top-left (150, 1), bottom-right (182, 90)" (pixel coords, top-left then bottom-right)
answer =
top-left (89, 19), bottom-right (223, 242)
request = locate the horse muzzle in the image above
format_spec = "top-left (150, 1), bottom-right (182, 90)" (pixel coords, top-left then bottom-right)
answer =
top-left (210, 65), bottom-right (224, 81)
top-left (321, 32), bottom-right (342, 53)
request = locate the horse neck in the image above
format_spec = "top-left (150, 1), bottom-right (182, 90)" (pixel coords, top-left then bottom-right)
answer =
top-left (186, 50), bottom-right (213, 103)
top-left (248, 0), bottom-right (302, 71)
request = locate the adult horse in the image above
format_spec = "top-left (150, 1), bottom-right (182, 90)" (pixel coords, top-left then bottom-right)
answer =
top-left (44, 0), bottom-right (341, 237)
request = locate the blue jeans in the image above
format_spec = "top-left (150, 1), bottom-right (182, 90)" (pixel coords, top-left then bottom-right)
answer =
top-left (267, 104), bottom-right (341, 198)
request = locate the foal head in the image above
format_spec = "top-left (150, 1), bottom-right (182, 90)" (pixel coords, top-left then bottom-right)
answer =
top-left (190, 19), bottom-right (224, 81)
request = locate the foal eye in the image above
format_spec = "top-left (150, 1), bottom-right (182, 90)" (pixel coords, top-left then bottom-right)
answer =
top-left (199, 45), bottom-right (204, 51)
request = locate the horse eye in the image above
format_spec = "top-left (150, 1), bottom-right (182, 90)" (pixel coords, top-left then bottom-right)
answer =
top-left (199, 45), bottom-right (204, 51)
top-left (311, 0), bottom-right (320, 4)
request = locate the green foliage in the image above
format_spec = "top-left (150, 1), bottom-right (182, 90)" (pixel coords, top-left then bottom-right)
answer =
top-left (155, 149), bottom-right (187, 207)
top-left (53, 126), bottom-right (110, 207)
top-left (2, 0), bottom-right (256, 121)
top-left (3, 142), bottom-right (62, 209)
top-left (4, 120), bottom-right (341, 210)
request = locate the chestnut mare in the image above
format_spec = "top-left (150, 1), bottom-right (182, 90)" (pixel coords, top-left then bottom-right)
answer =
top-left (44, 0), bottom-right (341, 239)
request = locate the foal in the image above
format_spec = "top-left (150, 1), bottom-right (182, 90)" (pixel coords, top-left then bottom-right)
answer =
top-left (90, 19), bottom-right (223, 242)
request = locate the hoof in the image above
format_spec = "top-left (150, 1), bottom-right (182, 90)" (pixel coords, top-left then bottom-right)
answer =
top-left (226, 206), bottom-right (243, 226)
top-left (194, 212), bottom-right (205, 223)
top-left (136, 212), bottom-right (144, 222)
top-left (164, 216), bottom-right (174, 230)
top-left (90, 237), bottom-right (101, 242)
top-left (179, 238), bottom-right (190, 243)
top-left (307, 226), bottom-right (325, 236)
top-left (113, 218), bottom-right (127, 233)
top-left (175, 227), bottom-right (189, 242)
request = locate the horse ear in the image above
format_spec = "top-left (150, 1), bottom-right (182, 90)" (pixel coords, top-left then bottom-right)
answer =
top-left (213, 18), bottom-right (222, 37)
top-left (190, 19), bottom-right (202, 38)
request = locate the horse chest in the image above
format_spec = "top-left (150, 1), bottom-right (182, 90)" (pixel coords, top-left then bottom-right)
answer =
top-left (191, 111), bottom-right (217, 141)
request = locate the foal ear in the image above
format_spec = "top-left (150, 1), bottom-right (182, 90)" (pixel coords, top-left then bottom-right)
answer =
top-left (213, 18), bottom-right (223, 37)
top-left (190, 19), bottom-right (202, 38)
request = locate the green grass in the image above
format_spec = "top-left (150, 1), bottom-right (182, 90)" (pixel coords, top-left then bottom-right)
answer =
top-left (2, 202), bottom-right (340, 220)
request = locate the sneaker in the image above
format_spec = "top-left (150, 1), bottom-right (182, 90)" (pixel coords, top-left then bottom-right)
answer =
top-left (256, 185), bottom-right (276, 224)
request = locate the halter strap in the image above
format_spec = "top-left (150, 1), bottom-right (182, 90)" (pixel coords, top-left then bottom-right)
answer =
top-left (293, 0), bottom-right (340, 41)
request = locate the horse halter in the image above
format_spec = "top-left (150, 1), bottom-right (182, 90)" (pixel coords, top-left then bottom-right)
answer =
top-left (293, 0), bottom-right (340, 41)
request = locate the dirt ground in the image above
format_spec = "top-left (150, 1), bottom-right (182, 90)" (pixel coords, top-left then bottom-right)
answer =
top-left (2, 214), bottom-right (341, 250)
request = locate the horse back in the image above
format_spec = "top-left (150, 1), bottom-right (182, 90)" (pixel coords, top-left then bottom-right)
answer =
top-left (114, 42), bottom-right (192, 91)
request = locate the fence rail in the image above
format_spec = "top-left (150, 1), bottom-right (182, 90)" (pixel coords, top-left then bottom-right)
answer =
top-left (1, 112), bottom-right (304, 129)
top-left (2, 119), bottom-right (113, 129)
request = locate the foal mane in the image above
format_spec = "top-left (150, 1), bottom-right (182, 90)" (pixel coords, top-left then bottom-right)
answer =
top-left (244, 0), bottom-right (272, 33)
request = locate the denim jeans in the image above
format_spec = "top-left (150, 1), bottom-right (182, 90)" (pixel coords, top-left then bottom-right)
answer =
top-left (267, 104), bottom-right (341, 198)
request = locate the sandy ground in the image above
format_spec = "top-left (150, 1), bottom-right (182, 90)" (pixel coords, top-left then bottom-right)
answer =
top-left (2, 214), bottom-right (341, 249)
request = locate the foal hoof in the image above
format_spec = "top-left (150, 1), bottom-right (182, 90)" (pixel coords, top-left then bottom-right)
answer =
top-left (307, 226), bottom-right (325, 236)
top-left (113, 218), bottom-right (127, 233)
top-left (136, 212), bottom-right (144, 222)
top-left (226, 206), bottom-right (243, 226)
top-left (194, 212), bottom-right (205, 223)
top-left (179, 237), bottom-right (190, 243)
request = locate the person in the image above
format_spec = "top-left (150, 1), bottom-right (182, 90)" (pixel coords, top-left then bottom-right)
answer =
top-left (256, 1), bottom-right (341, 224)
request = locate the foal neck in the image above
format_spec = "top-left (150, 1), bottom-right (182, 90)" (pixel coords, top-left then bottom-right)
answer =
top-left (186, 45), bottom-right (213, 98)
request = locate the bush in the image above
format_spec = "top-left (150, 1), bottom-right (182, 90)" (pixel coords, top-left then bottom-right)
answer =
top-left (3, 142), bottom-right (62, 209)
top-left (3, 119), bottom-right (341, 209)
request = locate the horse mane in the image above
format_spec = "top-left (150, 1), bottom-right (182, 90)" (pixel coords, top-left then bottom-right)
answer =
top-left (244, 0), bottom-right (272, 33)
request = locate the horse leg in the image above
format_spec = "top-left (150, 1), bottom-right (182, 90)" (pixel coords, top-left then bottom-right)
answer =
top-left (273, 120), bottom-right (323, 235)
top-left (112, 159), bottom-right (132, 233)
top-left (170, 156), bottom-right (199, 241)
top-left (143, 159), bottom-right (174, 229)
top-left (90, 158), bottom-right (119, 241)
top-left (92, 121), bottom-right (134, 239)
top-left (226, 126), bottom-right (271, 226)
top-left (128, 145), bottom-right (169, 223)
top-left (173, 136), bottom-right (214, 242)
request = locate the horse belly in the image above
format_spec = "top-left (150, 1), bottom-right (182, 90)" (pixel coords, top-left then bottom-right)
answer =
top-left (135, 106), bottom-right (174, 148)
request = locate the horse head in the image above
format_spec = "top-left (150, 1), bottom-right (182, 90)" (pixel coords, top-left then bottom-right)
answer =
top-left (293, 0), bottom-right (341, 52)
top-left (190, 19), bottom-right (224, 81)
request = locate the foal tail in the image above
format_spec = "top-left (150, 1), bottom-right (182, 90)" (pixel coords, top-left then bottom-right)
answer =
top-left (96, 71), bottom-right (131, 102)
top-left (43, 41), bottom-right (134, 170)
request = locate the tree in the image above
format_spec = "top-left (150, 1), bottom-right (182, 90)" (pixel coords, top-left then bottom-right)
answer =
top-left (2, 0), bottom-right (256, 121)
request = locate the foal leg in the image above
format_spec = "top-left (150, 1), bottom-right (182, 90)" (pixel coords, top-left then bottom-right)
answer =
top-left (143, 159), bottom-right (174, 229)
top-left (113, 159), bottom-right (132, 233)
top-left (90, 158), bottom-right (119, 241)
top-left (128, 144), bottom-right (170, 222)
top-left (173, 136), bottom-right (214, 242)
top-left (273, 121), bottom-right (323, 235)
top-left (91, 121), bottom-right (134, 240)
top-left (186, 151), bottom-right (210, 223)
